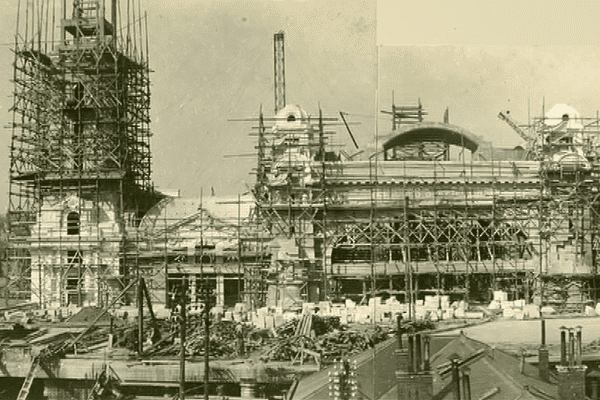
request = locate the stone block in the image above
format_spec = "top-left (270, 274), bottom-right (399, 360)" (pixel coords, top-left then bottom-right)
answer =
top-left (257, 306), bottom-right (269, 316)
top-left (355, 306), bottom-right (371, 323)
top-left (514, 299), bottom-right (526, 308)
top-left (501, 301), bottom-right (514, 309)
top-left (514, 309), bottom-right (524, 320)
top-left (523, 304), bottom-right (540, 319)
top-left (254, 316), bottom-right (265, 329)
top-left (318, 301), bottom-right (331, 315)
top-left (274, 315), bottom-right (285, 327)
top-left (585, 305), bottom-right (597, 317)
top-left (265, 316), bottom-right (274, 329)
top-left (488, 300), bottom-right (501, 310)
top-left (368, 297), bottom-right (382, 307)
top-left (541, 305), bottom-right (556, 315)
top-left (493, 290), bottom-right (509, 303)
top-left (503, 307), bottom-right (515, 318)
top-left (464, 311), bottom-right (484, 319)
top-left (443, 309), bottom-right (454, 319)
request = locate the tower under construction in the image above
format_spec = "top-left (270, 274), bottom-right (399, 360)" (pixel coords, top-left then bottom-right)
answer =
top-left (6, 0), bottom-right (160, 307)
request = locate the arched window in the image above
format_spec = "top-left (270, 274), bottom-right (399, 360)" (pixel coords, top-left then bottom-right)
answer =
top-left (67, 212), bottom-right (80, 235)
top-left (287, 114), bottom-right (296, 122)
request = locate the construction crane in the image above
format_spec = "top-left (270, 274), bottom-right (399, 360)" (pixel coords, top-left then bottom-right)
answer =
top-left (498, 110), bottom-right (571, 161)
top-left (274, 31), bottom-right (286, 114)
top-left (497, 111), bottom-right (532, 143)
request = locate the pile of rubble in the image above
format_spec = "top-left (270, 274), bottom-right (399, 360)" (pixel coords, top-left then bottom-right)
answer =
top-left (261, 314), bottom-right (392, 364)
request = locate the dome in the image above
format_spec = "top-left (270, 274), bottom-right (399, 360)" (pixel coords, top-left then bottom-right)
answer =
top-left (545, 104), bottom-right (583, 130)
top-left (273, 104), bottom-right (309, 129)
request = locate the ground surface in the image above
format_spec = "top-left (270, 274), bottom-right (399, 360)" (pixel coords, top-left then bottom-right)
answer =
top-left (443, 316), bottom-right (600, 355)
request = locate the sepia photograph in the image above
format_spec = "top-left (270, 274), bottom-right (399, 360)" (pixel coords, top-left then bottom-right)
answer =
top-left (1, 0), bottom-right (600, 399)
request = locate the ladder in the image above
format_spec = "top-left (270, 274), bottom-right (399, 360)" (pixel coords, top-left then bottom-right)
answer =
top-left (16, 355), bottom-right (40, 400)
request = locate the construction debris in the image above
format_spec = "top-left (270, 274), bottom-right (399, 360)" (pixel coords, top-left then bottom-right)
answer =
top-left (261, 315), bottom-right (391, 364)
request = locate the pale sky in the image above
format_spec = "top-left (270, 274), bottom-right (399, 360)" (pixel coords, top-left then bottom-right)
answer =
top-left (2, 1), bottom-right (600, 211)
top-left (376, 0), bottom-right (600, 147)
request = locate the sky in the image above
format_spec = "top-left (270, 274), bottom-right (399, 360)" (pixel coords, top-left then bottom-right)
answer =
top-left (377, 0), bottom-right (600, 148)
top-left (3, 1), bottom-right (600, 211)
top-left (0, 0), bottom-right (376, 211)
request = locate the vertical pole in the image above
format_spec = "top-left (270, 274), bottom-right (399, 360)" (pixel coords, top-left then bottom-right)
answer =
top-left (320, 108), bottom-right (328, 300)
top-left (180, 275), bottom-right (187, 400)
top-left (204, 275), bottom-right (210, 400)
top-left (238, 193), bottom-right (242, 303)
top-left (164, 207), bottom-right (169, 306)
top-left (560, 327), bottom-right (567, 366)
top-left (415, 333), bottom-right (422, 372)
top-left (404, 196), bottom-right (412, 320)
top-left (397, 314), bottom-right (403, 350)
top-left (111, 0), bottom-right (117, 44)
top-left (138, 278), bottom-right (143, 355)
top-left (99, 0), bottom-right (105, 37)
top-left (407, 330), bottom-right (414, 374)
top-left (424, 336), bottom-right (431, 372)
top-left (200, 189), bottom-right (209, 400)
top-left (541, 318), bottom-right (546, 346)
top-left (576, 326), bottom-right (583, 366)
top-left (61, 0), bottom-right (66, 44)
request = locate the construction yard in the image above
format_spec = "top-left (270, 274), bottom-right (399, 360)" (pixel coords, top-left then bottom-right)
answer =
top-left (4, 0), bottom-right (600, 399)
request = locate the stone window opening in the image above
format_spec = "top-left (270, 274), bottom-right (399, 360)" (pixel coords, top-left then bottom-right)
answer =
top-left (67, 211), bottom-right (80, 235)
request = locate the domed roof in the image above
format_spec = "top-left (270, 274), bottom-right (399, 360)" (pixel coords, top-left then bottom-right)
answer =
top-left (273, 104), bottom-right (309, 129)
top-left (545, 104), bottom-right (583, 129)
top-left (382, 121), bottom-right (484, 153)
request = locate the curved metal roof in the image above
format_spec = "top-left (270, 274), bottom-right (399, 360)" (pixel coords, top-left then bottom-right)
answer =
top-left (382, 122), bottom-right (484, 153)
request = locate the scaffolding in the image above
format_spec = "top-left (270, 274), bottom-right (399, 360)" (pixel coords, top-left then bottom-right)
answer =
top-left (249, 98), bottom-right (600, 311)
top-left (5, 0), bottom-right (158, 307)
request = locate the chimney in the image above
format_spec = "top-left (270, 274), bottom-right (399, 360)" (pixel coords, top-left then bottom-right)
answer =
top-left (560, 326), bottom-right (567, 366)
top-left (396, 330), bottom-right (433, 400)
top-left (556, 326), bottom-right (587, 400)
top-left (576, 326), bottom-right (582, 366)
top-left (569, 329), bottom-right (575, 367)
top-left (415, 333), bottom-right (422, 372)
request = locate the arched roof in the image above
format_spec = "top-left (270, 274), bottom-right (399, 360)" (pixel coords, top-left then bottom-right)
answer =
top-left (382, 122), bottom-right (484, 153)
